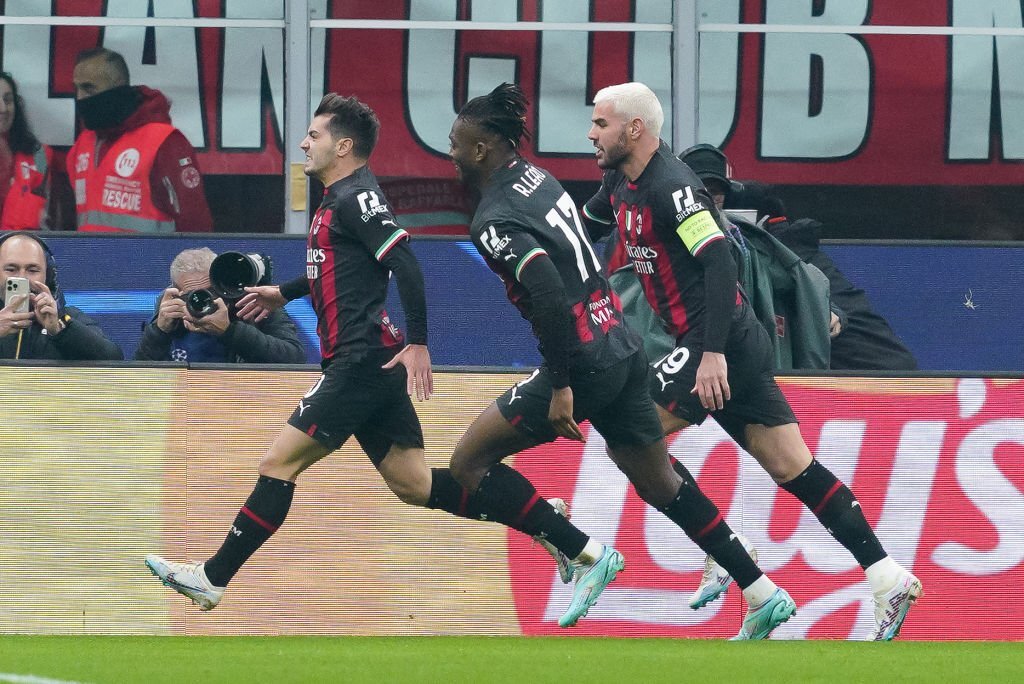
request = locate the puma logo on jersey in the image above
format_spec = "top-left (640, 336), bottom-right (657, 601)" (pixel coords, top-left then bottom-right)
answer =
top-left (656, 372), bottom-right (674, 392)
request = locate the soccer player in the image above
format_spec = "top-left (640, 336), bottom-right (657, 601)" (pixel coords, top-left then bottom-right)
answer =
top-left (447, 83), bottom-right (795, 637)
top-left (582, 82), bottom-right (922, 641)
top-left (144, 93), bottom-right (572, 610)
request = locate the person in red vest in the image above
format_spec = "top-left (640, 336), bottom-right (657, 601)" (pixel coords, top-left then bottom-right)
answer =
top-left (0, 72), bottom-right (54, 231)
top-left (67, 48), bottom-right (213, 233)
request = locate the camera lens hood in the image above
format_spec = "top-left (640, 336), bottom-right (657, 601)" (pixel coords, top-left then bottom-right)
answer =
top-left (210, 252), bottom-right (272, 298)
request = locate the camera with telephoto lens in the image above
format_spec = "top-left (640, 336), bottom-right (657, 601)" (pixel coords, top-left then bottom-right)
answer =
top-left (184, 288), bottom-right (219, 318)
top-left (209, 252), bottom-right (274, 299)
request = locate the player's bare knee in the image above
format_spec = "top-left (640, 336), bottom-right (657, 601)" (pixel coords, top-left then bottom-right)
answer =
top-left (258, 452), bottom-right (294, 480)
top-left (376, 447), bottom-right (432, 506)
top-left (382, 471), bottom-right (427, 507)
top-left (448, 451), bottom-right (485, 492)
top-left (448, 455), bottom-right (472, 488)
top-left (633, 475), bottom-right (678, 508)
top-left (746, 424), bottom-right (812, 482)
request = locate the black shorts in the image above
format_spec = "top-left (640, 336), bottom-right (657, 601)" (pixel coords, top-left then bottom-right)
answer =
top-left (650, 302), bottom-right (797, 448)
top-left (287, 356), bottom-right (424, 465)
top-left (496, 349), bottom-right (665, 449)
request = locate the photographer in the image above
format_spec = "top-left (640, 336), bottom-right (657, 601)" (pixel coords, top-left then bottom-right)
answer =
top-left (134, 247), bottom-right (304, 363)
top-left (1, 232), bottom-right (123, 360)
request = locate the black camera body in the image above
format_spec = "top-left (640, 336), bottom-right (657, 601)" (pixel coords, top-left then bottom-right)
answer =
top-left (178, 252), bottom-right (273, 320)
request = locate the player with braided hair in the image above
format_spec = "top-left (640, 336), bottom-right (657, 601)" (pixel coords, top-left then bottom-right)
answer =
top-left (447, 83), bottom-right (794, 636)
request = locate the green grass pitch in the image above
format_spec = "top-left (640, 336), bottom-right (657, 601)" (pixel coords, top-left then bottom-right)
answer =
top-left (0, 636), bottom-right (1020, 683)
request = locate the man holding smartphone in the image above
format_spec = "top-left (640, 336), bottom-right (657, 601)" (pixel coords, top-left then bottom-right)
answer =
top-left (0, 232), bottom-right (123, 360)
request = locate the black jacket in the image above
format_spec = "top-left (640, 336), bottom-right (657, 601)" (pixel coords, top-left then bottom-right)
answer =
top-left (768, 218), bottom-right (918, 371)
top-left (134, 305), bottom-right (305, 364)
top-left (0, 306), bottom-right (124, 360)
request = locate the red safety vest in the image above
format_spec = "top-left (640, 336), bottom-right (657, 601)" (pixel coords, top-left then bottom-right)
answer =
top-left (1, 146), bottom-right (50, 231)
top-left (67, 123), bottom-right (177, 233)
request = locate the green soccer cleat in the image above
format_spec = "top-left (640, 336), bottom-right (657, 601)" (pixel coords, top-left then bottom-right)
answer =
top-left (558, 546), bottom-right (625, 628)
top-left (730, 587), bottom-right (797, 640)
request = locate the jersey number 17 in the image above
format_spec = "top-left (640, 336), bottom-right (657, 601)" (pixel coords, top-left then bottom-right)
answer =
top-left (545, 192), bottom-right (602, 282)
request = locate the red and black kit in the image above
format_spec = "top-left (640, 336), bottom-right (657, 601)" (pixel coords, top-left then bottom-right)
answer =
top-left (470, 157), bottom-right (662, 448)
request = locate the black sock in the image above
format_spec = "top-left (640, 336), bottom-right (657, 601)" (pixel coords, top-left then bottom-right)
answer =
top-left (780, 459), bottom-right (886, 568)
top-left (426, 468), bottom-right (474, 520)
top-left (671, 458), bottom-right (697, 487)
top-left (469, 463), bottom-right (588, 559)
top-left (204, 475), bottom-right (295, 587)
top-left (660, 464), bottom-right (762, 589)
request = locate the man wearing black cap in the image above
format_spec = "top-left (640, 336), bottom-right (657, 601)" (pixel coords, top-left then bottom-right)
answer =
top-left (679, 145), bottom-right (917, 372)
top-left (677, 143), bottom-right (741, 211)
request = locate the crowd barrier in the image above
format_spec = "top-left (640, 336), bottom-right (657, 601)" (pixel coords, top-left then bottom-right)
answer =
top-left (36, 234), bottom-right (1024, 371)
top-left (1, 364), bottom-right (1020, 640)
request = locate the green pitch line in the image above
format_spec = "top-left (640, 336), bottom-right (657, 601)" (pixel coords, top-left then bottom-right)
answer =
top-left (0, 636), bottom-right (1020, 684)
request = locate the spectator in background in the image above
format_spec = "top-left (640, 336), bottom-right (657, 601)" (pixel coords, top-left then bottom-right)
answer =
top-left (134, 247), bottom-right (303, 363)
top-left (676, 143), bottom-right (741, 212)
top-left (678, 145), bottom-right (831, 370)
top-left (604, 143), bottom-right (831, 371)
top-left (0, 72), bottom-right (66, 230)
top-left (0, 232), bottom-right (123, 359)
top-left (68, 48), bottom-right (213, 233)
top-left (726, 180), bottom-right (918, 371)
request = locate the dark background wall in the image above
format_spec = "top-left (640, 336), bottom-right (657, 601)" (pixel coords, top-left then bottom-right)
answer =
top-left (40, 234), bottom-right (1024, 371)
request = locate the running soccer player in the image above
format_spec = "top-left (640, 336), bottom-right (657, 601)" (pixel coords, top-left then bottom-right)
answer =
top-left (144, 93), bottom-right (572, 609)
top-left (582, 82), bottom-right (922, 641)
top-left (448, 83), bottom-right (794, 636)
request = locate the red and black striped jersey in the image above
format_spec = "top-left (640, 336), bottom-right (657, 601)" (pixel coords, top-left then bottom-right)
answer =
top-left (470, 157), bottom-right (638, 373)
top-left (307, 165), bottom-right (409, 360)
top-left (584, 142), bottom-right (740, 341)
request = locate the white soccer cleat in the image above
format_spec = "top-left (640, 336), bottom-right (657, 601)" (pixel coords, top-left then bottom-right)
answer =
top-left (533, 498), bottom-right (575, 584)
top-left (688, 534), bottom-right (758, 610)
top-left (866, 571), bottom-right (923, 641)
top-left (145, 554), bottom-right (225, 611)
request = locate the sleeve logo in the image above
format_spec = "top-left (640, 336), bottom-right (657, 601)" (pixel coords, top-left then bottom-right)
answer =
top-left (672, 186), bottom-right (706, 222)
top-left (357, 190), bottom-right (389, 222)
top-left (481, 225), bottom-right (513, 258)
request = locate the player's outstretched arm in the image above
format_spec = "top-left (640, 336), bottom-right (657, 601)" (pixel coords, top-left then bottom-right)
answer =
top-left (691, 351), bottom-right (730, 411)
top-left (383, 344), bottom-right (433, 400)
top-left (379, 240), bottom-right (432, 400)
top-left (235, 285), bottom-right (286, 322)
top-left (238, 275), bottom-right (311, 322)
top-left (549, 386), bottom-right (584, 442)
top-left (516, 253), bottom-right (585, 442)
